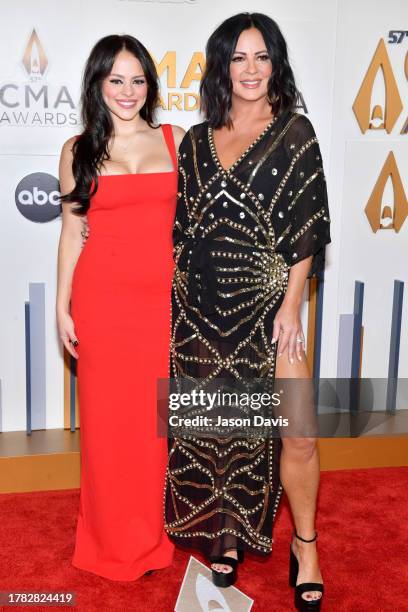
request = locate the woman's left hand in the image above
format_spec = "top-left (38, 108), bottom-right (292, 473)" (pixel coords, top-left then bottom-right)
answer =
top-left (272, 301), bottom-right (305, 363)
top-left (81, 217), bottom-right (90, 245)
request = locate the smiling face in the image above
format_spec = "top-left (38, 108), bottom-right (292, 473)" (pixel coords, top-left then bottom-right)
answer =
top-left (101, 49), bottom-right (148, 121)
top-left (230, 27), bottom-right (273, 103)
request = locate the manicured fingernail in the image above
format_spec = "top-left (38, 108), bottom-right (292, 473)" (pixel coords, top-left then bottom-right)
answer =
top-left (278, 352), bottom-right (282, 357)
top-left (290, 357), bottom-right (294, 364)
top-left (272, 338), bottom-right (276, 344)
top-left (298, 356), bottom-right (302, 361)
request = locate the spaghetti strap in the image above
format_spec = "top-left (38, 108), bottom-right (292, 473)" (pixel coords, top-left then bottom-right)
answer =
top-left (161, 124), bottom-right (178, 171)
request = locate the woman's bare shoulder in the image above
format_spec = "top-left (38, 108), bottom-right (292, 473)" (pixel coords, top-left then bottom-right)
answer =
top-left (60, 135), bottom-right (79, 161)
top-left (170, 124), bottom-right (186, 150)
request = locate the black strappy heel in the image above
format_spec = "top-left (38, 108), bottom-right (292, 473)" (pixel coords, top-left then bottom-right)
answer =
top-left (211, 550), bottom-right (245, 588)
top-left (289, 530), bottom-right (324, 610)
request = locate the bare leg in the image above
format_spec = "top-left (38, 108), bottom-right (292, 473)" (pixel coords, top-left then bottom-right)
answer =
top-left (276, 346), bottom-right (323, 602)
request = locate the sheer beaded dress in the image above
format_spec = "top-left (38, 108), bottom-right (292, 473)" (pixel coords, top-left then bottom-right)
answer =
top-left (164, 110), bottom-right (331, 559)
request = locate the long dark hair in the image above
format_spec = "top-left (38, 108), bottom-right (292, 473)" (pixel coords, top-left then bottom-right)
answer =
top-left (61, 34), bottom-right (159, 214)
top-left (200, 12), bottom-right (298, 128)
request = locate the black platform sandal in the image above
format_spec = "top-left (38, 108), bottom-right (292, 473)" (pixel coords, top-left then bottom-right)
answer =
top-left (211, 550), bottom-right (244, 588)
top-left (289, 530), bottom-right (324, 610)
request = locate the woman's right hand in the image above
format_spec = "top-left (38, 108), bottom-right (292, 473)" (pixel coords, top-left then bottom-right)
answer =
top-left (57, 310), bottom-right (79, 358)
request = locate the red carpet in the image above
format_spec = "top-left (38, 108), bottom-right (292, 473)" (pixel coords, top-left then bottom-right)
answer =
top-left (1, 467), bottom-right (407, 611)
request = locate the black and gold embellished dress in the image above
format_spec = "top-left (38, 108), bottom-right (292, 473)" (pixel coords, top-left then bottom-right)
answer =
top-left (164, 110), bottom-right (331, 558)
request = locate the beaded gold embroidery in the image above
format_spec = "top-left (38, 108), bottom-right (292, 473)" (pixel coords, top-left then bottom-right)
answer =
top-left (164, 111), bottom-right (331, 557)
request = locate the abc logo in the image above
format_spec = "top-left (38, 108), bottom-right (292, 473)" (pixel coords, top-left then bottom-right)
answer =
top-left (15, 172), bottom-right (61, 222)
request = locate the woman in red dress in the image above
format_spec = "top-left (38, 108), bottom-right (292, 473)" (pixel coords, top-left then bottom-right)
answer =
top-left (56, 34), bottom-right (184, 580)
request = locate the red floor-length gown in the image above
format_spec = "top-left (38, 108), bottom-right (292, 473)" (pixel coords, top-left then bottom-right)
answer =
top-left (70, 124), bottom-right (177, 580)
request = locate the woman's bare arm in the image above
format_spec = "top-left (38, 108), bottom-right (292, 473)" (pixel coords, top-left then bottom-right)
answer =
top-left (56, 136), bottom-right (84, 358)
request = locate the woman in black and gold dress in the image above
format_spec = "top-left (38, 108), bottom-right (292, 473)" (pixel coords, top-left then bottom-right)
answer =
top-left (165, 13), bottom-right (331, 610)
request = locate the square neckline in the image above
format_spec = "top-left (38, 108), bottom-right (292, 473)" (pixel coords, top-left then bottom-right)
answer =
top-left (98, 124), bottom-right (177, 178)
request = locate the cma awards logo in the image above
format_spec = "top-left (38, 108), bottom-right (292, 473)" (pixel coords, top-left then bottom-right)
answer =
top-left (0, 29), bottom-right (79, 127)
top-left (15, 173), bottom-right (61, 223)
top-left (153, 52), bottom-right (307, 114)
top-left (153, 51), bottom-right (204, 111)
top-left (352, 36), bottom-right (408, 233)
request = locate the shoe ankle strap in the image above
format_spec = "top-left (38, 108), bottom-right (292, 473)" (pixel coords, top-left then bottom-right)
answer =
top-left (293, 529), bottom-right (318, 543)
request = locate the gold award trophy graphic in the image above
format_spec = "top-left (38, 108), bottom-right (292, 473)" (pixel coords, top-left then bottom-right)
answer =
top-left (352, 38), bottom-right (403, 134)
top-left (22, 29), bottom-right (48, 81)
top-left (365, 152), bottom-right (408, 232)
top-left (353, 38), bottom-right (407, 232)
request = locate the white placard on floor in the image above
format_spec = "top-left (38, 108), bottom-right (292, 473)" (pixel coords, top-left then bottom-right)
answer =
top-left (175, 555), bottom-right (254, 612)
